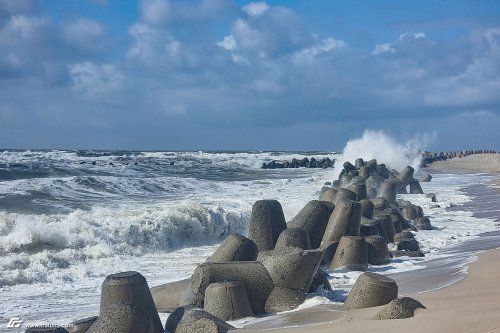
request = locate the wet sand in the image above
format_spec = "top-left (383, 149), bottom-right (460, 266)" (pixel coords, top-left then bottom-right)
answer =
top-left (239, 174), bottom-right (500, 332)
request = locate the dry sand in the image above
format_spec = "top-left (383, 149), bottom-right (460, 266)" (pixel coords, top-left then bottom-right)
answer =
top-left (425, 153), bottom-right (500, 173)
top-left (241, 248), bottom-right (500, 333)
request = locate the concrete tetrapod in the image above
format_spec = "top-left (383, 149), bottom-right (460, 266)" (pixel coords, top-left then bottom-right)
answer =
top-left (261, 249), bottom-right (324, 291)
top-left (321, 199), bottom-right (361, 245)
top-left (413, 217), bottom-right (433, 230)
top-left (393, 231), bottom-right (415, 243)
top-left (203, 281), bottom-right (253, 321)
top-left (333, 188), bottom-right (358, 205)
top-left (288, 200), bottom-right (334, 249)
top-left (248, 200), bottom-right (287, 252)
top-left (365, 235), bottom-right (390, 265)
top-left (319, 187), bottom-right (337, 203)
top-left (191, 261), bottom-right (274, 314)
top-left (68, 317), bottom-right (98, 333)
top-left (207, 233), bottom-right (258, 263)
top-left (359, 199), bottom-right (374, 219)
top-left (409, 181), bottom-right (424, 194)
top-left (165, 307), bottom-right (234, 333)
top-left (349, 182), bottom-right (368, 201)
top-left (343, 272), bottom-right (398, 310)
top-left (397, 166), bottom-right (415, 189)
top-left (377, 215), bottom-right (396, 243)
top-left (265, 287), bottom-right (306, 313)
top-left (378, 180), bottom-right (397, 204)
top-left (420, 174), bottom-right (432, 182)
top-left (360, 217), bottom-right (380, 236)
top-left (274, 227), bottom-right (311, 252)
top-left (374, 297), bottom-right (426, 319)
top-left (87, 303), bottom-right (154, 333)
top-left (150, 278), bottom-right (191, 312)
top-left (330, 236), bottom-right (368, 271)
top-left (397, 238), bottom-right (420, 251)
top-left (99, 271), bottom-right (163, 333)
top-left (401, 205), bottom-right (418, 221)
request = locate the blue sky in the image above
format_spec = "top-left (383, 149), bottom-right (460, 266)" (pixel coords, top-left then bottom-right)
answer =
top-left (1, 0), bottom-right (499, 150)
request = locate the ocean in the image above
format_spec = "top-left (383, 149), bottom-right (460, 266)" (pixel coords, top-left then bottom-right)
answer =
top-left (0, 149), bottom-right (498, 331)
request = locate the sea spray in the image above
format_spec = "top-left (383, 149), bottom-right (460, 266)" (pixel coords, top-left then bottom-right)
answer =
top-left (332, 130), bottom-right (433, 179)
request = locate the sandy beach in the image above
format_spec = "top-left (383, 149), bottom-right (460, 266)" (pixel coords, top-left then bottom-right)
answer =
top-left (240, 156), bottom-right (500, 333)
top-left (241, 247), bottom-right (500, 333)
top-left (425, 153), bottom-right (500, 173)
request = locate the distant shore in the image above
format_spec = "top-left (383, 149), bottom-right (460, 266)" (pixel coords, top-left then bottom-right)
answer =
top-left (424, 153), bottom-right (500, 173)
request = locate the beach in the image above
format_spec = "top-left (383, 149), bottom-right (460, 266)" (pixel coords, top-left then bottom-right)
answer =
top-left (425, 153), bottom-right (500, 173)
top-left (241, 247), bottom-right (500, 333)
top-left (239, 155), bottom-right (500, 333)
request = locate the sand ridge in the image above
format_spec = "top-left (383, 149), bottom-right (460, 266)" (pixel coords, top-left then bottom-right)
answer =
top-left (425, 154), bottom-right (500, 173)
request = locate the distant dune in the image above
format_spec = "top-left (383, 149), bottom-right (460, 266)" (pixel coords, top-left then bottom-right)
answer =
top-left (425, 153), bottom-right (500, 173)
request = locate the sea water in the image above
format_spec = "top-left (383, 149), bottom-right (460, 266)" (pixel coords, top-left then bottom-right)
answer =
top-left (0, 149), bottom-right (498, 331)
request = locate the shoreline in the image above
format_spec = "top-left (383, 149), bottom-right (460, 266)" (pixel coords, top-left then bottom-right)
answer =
top-left (239, 172), bottom-right (500, 332)
top-left (240, 247), bottom-right (500, 333)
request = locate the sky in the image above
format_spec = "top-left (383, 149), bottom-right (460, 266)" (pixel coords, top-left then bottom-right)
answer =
top-left (1, 0), bottom-right (500, 151)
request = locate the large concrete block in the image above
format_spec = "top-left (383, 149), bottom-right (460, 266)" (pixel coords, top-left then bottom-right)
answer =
top-left (165, 307), bottom-right (234, 333)
top-left (248, 200), bottom-right (287, 252)
top-left (261, 249), bottom-right (323, 291)
top-left (413, 217), bottom-right (432, 230)
top-left (99, 271), bottom-right (163, 333)
top-left (370, 197), bottom-right (389, 210)
top-left (191, 261), bottom-right (274, 314)
top-left (378, 180), bottom-right (397, 204)
top-left (308, 268), bottom-right (333, 293)
top-left (319, 187), bottom-right (337, 203)
top-left (68, 317), bottom-right (98, 333)
top-left (321, 199), bottom-right (361, 245)
top-left (377, 215), bottom-right (396, 243)
top-left (288, 200), bottom-right (334, 249)
top-left (150, 278), bottom-right (191, 312)
top-left (274, 227), bottom-right (311, 252)
top-left (393, 231), bottom-right (414, 243)
top-left (265, 287), bottom-right (306, 314)
top-left (397, 166), bottom-right (414, 188)
top-left (333, 188), bottom-right (357, 204)
top-left (360, 217), bottom-right (380, 236)
top-left (330, 236), bottom-right (368, 271)
top-left (343, 272), bottom-right (398, 310)
top-left (365, 235), bottom-right (390, 265)
top-left (204, 281), bottom-right (253, 321)
top-left (409, 181), bottom-right (424, 194)
top-left (401, 205), bottom-right (418, 221)
top-left (87, 303), bottom-right (154, 333)
top-left (349, 182), bottom-right (368, 201)
top-left (359, 199), bottom-right (374, 219)
top-left (420, 174), bottom-right (432, 182)
top-left (397, 238), bottom-right (420, 251)
top-left (208, 233), bottom-right (258, 263)
top-left (374, 297), bottom-right (426, 320)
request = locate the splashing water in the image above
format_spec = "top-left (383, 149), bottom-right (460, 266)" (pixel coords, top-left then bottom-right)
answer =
top-left (332, 130), bottom-right (434, 178)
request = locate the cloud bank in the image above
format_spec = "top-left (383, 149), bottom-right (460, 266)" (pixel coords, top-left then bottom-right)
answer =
top-left (0, 0), bottom-right (499, 150)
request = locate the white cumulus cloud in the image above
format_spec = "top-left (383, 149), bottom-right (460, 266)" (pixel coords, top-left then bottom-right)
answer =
top-left (242, 1), bottom-right (269, 17)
